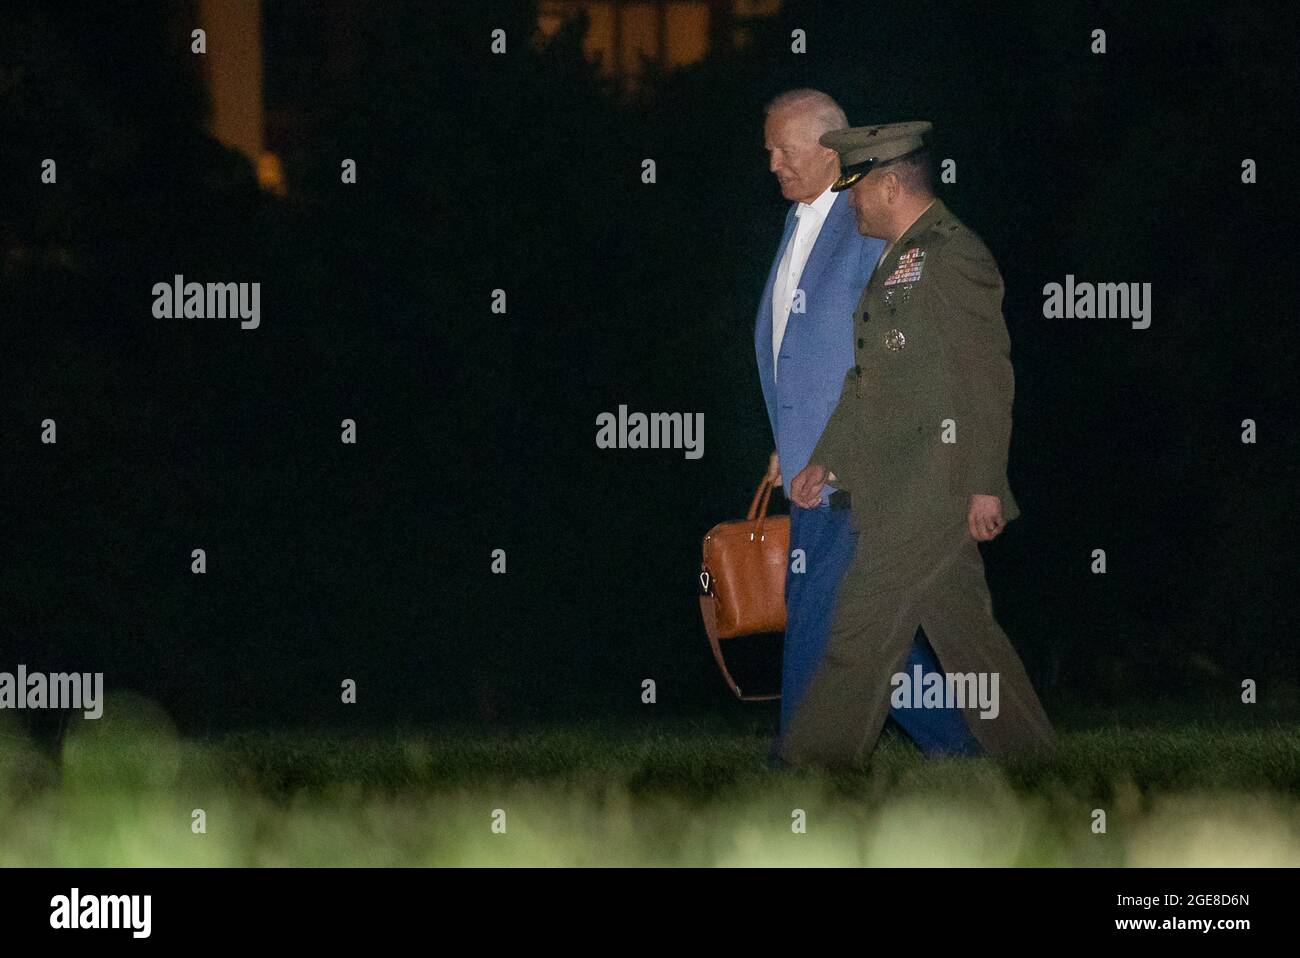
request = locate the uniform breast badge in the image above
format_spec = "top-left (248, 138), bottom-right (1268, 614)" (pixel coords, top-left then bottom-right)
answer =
top-left (884, 328), bottom-right (907, 351)
top-left (884, 247), bottom-right (926, 286)
top-left (883, 247), bottom-right (925, 306)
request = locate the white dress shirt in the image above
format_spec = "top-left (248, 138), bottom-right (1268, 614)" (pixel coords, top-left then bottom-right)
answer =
top-left (772, 184), bottom-right (837, 379)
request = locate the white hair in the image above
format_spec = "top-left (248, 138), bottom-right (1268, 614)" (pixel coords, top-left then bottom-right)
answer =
top-left (763, 89), bottom-right (848, 137)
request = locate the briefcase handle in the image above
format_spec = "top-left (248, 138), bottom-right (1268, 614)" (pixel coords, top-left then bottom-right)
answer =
top-left (745, 474), bottom-right (777, 527)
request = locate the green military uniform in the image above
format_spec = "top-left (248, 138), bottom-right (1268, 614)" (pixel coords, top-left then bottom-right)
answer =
top-left (776, 123), bottom-right (1056, 768)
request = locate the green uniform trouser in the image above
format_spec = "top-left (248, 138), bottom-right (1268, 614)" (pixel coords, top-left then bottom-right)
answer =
top-left (777, 516), bottom-right (1057, 769)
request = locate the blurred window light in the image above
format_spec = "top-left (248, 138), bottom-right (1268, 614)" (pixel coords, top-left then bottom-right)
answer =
top-left (536, 0), bottom-right (780, 84)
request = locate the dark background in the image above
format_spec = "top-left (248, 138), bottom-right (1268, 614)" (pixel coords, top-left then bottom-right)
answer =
top-left (2, 0), bottom-right (1296, 734)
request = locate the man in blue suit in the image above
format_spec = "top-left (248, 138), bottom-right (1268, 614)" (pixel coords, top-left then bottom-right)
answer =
top-left (756, 90), bottom-right (980, 756)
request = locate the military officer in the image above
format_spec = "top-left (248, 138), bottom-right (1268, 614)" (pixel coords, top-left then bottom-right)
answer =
top-left (778, 121), bottom-right (1057, 768)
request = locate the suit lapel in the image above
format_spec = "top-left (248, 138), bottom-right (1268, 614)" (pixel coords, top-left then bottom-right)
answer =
top-left (760, 206), bottom-right (799, 319)
top-left (794, 192), bottom-right (851, 309)
top-left (757, 205), bottom-right (799, 387)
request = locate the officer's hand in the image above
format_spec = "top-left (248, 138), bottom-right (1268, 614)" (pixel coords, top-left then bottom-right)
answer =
top-left (967, 494), bottom-right (1005, 541)
top-left (766, 451), bottom-right (782, 487)
top-left (790, 463), bottom-right (828, 508)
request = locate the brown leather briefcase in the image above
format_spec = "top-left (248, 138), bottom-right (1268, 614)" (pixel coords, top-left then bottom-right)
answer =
top-left (698, 476), bottom-right (789, 701)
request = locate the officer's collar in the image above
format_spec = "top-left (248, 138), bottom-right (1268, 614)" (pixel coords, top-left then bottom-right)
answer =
top-left (894, 197), bottom-right (945, 248)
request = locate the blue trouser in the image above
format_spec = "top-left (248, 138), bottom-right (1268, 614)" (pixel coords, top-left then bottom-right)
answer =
top-left (780, 503), bottom-right (982, 756)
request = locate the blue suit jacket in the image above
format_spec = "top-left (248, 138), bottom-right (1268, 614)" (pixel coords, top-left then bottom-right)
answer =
top-left (755, 192), bottom-right (885, 502)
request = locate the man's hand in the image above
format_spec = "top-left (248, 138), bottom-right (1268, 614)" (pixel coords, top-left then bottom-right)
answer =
top-left (967, 494), bottom-right (1005, 541)
top-left (789, 463), bottom-right (829, 508)
top-left (766, 450), bottom-right (782, 487)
